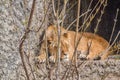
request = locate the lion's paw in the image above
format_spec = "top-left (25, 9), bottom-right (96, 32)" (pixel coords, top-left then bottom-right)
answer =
top-left (49, 56), bottom-right (56, 63)
top-left (34, 56), bottom-right (46, 63)
top-left (79, 53), bottom-right (87, 60)
top-left (62, 53), bottom-right (70, 62)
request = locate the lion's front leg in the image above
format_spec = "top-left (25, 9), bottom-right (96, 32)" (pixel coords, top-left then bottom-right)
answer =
top-left (34, 52), bottom-right (46, 63)
top-left (38, 52), bottom-right (46, 61)
top-left (34, 40), bottom-right (48, 63)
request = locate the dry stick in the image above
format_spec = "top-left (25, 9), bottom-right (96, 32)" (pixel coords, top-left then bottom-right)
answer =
top-left (45, 27), bottom-right (51, 80)
top-left (73, 0), bottom-right (81, 79)
top-left (37, 3), bottom-right (50, 32)
top-left (66, 1), bottom-right (77, 14)
top-left (64, 1), bottom-right (77, 27)
top-left (83, 0), bottom-right (104, 31)
top-left (52, 0), bottom-right (57, 17)
top-left (66, 10), bottom-right (91, 30)
top-left (109, 8), bottom-right (119, 44)
top-left (75, 0), bottom-right (81, 65)
top-left (24, 52), bottom-right (36, 80)
top-left (19, 0), bottom-right (36, 80)
top-left (45, 30), bottom-right (50, 79)
top-left (78, 0), bottom-right (101, 31)
top-left (101, 9), bottom-right (120, 56)
top-left (52, 0), bottom-right (57, 65)
top-left (105, 35), bottom-right (120, 59)
top-left (55, 0), bottom-right (61, 80)
top-left (55, 2), bottom-right (69, 71)
top-left (42, 0), bottom-right (50, 77)
top-left (27, 28), bottom-right (36, 80)
top-left (106, 31), bottom-right (120, 56)
top-left (61, 0), bottom-right (68, 26)
top-left (94, 0), bottom-right (107, 34)
top-left (83, 0), bottom-right (93, 21)
top-left (81, 0), bottom-right (93, 31)
top-left (83, 4), bottom-right (102, 32)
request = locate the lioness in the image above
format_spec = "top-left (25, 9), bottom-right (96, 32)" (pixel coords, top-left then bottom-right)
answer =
top-left (36, 25), bottom-right (69, 62)
top-left (36, 25), bottom-right (110, 62)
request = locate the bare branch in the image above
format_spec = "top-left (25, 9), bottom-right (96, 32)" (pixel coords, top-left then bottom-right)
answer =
top-left (109, 8), bottom-right (119, 44)
top-left (19, 0), bottom-right (36, 80)
top-left (52, 0), bottom-right (57, 17)
top-left (74, 0), bottom-right (81, 66)
top-left (66, 9), bottom-right (91, 30)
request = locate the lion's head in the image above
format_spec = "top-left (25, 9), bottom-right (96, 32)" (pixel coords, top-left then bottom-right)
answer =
top-left (45, 25), bottom-right (70, 61)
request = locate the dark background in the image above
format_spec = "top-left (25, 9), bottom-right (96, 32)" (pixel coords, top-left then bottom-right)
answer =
top-left (91, 0), bottom-right (120, 43)
top-left (66, 0), bottom-right (120, 43)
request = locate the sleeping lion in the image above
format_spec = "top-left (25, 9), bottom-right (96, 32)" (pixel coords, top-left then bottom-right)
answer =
top-left (35, 25), bottom-right (111, 62)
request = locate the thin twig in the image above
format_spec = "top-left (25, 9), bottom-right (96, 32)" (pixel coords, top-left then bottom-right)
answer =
top-left (83, 0), bottom-right (93, 21)
top-left (103, 31), bottom-right (120, 56)
top-left (66, 1), bottom-right (77, 14)
top-left (74, 0), bottom-right (81, 66)
top-left (100, 8), bottom-right (119, 57)
top-left (55, 0), bottom-right (61, 80)
top-left (94, 0), bottom-right (107, 34)
top-left (109, 8), bottom-right (119, 44)
top-left (109, 31), bottom-right (120, 51)
top-left (79, 0), bottom-right (101, 31)
top-left (60, 0), bottom-right (68, 26)
top-left (24, 52), bottom-right (36, 80)
top-left (37, 2), bottom-right (50, 32)
top-left (19, 0), bottom-right (36, 80)
top-left (52, 0), bottom-right (57, 17)
top-left (66, 9), bottom-right (91, 30)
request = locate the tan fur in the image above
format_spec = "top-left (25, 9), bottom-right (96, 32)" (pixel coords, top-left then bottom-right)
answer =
top-left (36, 25), bottom-right (69, 62)
top-left (36, 25), bottom-right (110, 62)
top-left (63, 31), bottom-right (110, 60)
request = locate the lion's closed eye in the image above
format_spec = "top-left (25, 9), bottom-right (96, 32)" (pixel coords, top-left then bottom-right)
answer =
top-left (47, 40), bottom-right (52, 44)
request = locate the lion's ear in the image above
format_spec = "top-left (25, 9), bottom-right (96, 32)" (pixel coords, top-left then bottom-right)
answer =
top-left (63, 32), bottom-right (68, 38)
